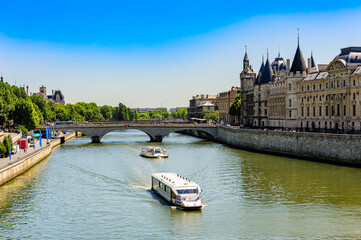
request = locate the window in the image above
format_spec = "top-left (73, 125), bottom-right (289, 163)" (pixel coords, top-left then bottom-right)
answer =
top-left (307, 107), bottom-right (310, 117)
top-left (302, 107), bottom-right (304, 116)
top-left (313, 84), bottom-right (315, 90)
top-left (319, 96), bottom-right (321, 101)
top-left (344, 105), bottom-right (346, 116)
top-left (325, 121), bottom-right (327, 130)
top-left (353, 93), bottom-right (356, 100)
top-left (302, 86), bottom-right (304, 91)
top-left (289, 111), bottom-right (292, 118)
top-left (176, 189), bottom-right (198, 194)
top-left (313, 96), bottom-right (315, 102)
top-left (319, 84), bottom-right (322, 89)
top-left (326, 106), bottom-right (329, 116)
top-left (353, 80), bottom-right (356, 86)
top-left (302, 97), bottom-right (304, 103)
top-left (265, 109), bottom-right (267, 115)
top-left (332, 106), bottom-right (334, 116)
top-left (326, 83), bottom-right (328, 88)
top-left (337, 104), bottom-right (340, 116)
top-left (307, 85), bottom-right (310, 91)
top-left (289, 99), bottom-right (291, 107)
top-left (319, 106), bottom-right (322, 116)
top-left (326, 95), bottom-right (328, 101)
top-left (313, 106), bottom-right (316, 116)
top-left (343, 80), bottom-right (346, 86)
top-left (353, 105), bottom-right (356, 116)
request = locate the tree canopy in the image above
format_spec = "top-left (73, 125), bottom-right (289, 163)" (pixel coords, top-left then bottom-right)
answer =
top-left (229, 94), bottom-right (241, 124)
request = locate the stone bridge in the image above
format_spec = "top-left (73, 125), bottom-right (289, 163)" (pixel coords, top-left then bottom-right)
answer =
top-left (38, 123), bottom-right (218, 143)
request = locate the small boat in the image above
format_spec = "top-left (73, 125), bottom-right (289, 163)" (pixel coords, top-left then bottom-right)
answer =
top-left (151, 173), bottom-right (203, 210)
top-left (140, 146), bottom-right (168, 158)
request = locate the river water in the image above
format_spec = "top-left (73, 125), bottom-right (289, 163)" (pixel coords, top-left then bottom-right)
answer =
top-left (1, 130), bottom-right (361, 239)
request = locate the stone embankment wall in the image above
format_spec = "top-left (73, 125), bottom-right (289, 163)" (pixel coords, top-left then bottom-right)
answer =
top-left (0, 131), bottom-right (77, 186)
top-left (215, 126), bottom-right (361, 166)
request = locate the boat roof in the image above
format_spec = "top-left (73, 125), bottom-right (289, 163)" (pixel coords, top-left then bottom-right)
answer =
top-left (152, 173), bottom-right (199, 188)
top-left (143, 146), bottom-right (164, 150)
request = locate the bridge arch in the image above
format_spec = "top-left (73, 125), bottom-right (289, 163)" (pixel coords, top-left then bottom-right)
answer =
top-left (47, 124), bottom-right (218, 143)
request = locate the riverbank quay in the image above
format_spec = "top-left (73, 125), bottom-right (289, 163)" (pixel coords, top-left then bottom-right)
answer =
top-left (0, 131), bottom-right (77, 186)
top-left (189, 126), bottom-right (361, 167)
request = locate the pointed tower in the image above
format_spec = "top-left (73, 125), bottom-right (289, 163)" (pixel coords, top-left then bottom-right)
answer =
top-left (311, 51), bottom-right (316, 68)
top-left (243, 46), bottom-right (250, 71)
top-left (255, 55), bottom-right (265, 85)
top-left (261, 52), bottom-right (274, 84)
top-left (290, 30), bottom-right (307, 74)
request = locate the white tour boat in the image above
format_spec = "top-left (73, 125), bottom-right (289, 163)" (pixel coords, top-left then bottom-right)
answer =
top-left (151, 173), bottom-right (203, 210)
top-left (140, 146), bottom-right (168, 158)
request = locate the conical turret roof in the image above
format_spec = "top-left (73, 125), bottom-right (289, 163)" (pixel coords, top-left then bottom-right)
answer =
top-left (255, 57), bottom-right (264, 85)
top-left (290, 44), bottom-right (307, 74)
top-left (261, 58), bottom-right (274, 84)
top-left (311, 52), bottom-right (316, 68)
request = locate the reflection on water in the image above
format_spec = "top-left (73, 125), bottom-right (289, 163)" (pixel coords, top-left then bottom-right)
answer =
top-left (1, 129), bottom-right (361, 239)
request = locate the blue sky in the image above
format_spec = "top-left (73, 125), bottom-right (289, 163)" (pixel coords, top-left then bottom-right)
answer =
top-left (1, 1), bottom-right (361, 108)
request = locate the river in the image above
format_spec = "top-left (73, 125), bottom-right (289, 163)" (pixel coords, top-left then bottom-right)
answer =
top-left (1, 129), bottom-right (361, 239)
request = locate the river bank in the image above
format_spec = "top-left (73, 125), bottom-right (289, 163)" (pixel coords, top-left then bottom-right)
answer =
top-left (0, 131), bottom-right (77, 186)
top-left (185, 126), bottom-right (361, 167)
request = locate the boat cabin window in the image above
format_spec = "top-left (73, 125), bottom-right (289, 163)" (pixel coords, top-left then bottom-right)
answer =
top-left (176, 189), bottom-right (198, 194)
top-left (155, 149), bottom-right (161, 154)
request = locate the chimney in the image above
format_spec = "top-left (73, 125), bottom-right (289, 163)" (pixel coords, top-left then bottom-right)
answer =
top-left (307, 58), bottom-right (312, 73)
top-left (52, 90), bottom-right (54, 96)
top-left (26, 86), bottom-right (29, 96)
top-left (286, 59), bottom-right (290, 71)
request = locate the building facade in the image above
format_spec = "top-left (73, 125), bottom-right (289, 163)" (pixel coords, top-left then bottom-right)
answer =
top-left (217, 86), bottom-right (240, 124)
top-left (187, 94), bottom-right (217, 119)
top-left (297, 47), bottom-right (361, 132)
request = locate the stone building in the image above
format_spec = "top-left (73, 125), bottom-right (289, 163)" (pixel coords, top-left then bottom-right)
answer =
top-left (36, 85), bottom-right (65, 104)
top-left (239, 50), bottom-right (256, 126)
top-left (268, 53), bottom-right (289, 128)
top-left (297, 46), bottom-right (361, 132)
top-left (253, 55), bottom-right (274, 127)
top-left (217, 86), bottom-right (240, 124)
top-left (187, 94), bottom-right (217, 119)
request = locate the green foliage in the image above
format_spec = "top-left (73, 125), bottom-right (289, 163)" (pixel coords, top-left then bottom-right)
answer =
top-left (149, 110), bottom-right (169, 119)
top-left (54, 104), bottom-right (70, 121)
top-left (3, 135), bottom-right (13, 156)
top-left (30, 95), bottom-right (56, 122)
top-left (171, 108), bottom-right (187, 120)
top-left (0, 82), bottom-right (17, 124)
top-left (113, 103), bottom-right (137, 121)
top-left (13, 98), bottom-right (41, 130)
top-left (15, 125), bottom-right (28, 136)
top-left (11, 86), bottom-right (28, 100)
top-left (100, 105), bottom-right (113, 121)
top-left (201, 110), bottom-right (219, 121)
top-left (138, 112), bottom-right (150, 120)
top-left (228, 94), bottom-right (241, 117)
top-left (0, 142), bottom-right (6, 156)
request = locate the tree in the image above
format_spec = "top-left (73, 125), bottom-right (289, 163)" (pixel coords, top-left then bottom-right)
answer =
top-left (171, 108), bottom-right (187, 120)
top-left (100, 105), bottom-right (113, 121)
top-left (138, 112), bottom-right (150, 120)
top-left (30, 95), bottom-right (55, 122)
top-left (229, 94), bottom-right (241, 124)
top-left (3, 135), bottom-right (13, 156)
top-left (0, 82), bottom-right (17, 124)
top-left (54, 104), bottom-right (70, 121)
top-left (12, 98), bottom-right (41, 130)
top-left (201, 110), bottom-right (219, 122)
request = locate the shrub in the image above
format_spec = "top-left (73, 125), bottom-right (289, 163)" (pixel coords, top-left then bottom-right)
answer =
top-left (15, 125), bottom-right (28, 136)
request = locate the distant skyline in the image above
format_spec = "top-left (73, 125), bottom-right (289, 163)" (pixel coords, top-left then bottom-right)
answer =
top-left (1, 1), bottom-right (361, 108)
